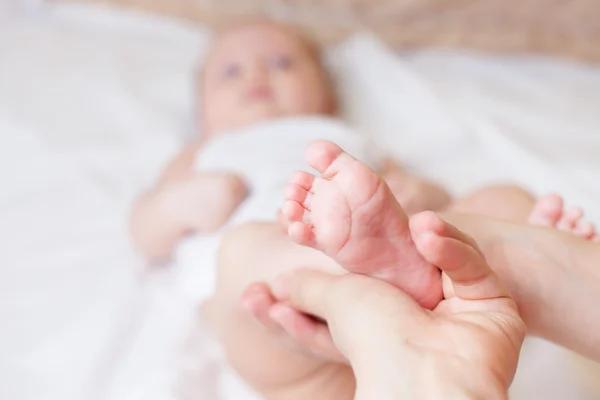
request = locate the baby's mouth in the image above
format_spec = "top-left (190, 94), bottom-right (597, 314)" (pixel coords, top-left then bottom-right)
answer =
top-left (245, 85), bottom-right (273, 102)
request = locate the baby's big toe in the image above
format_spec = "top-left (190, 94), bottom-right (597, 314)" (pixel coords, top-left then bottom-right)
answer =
top-left (528, 193), bottom-right (564, 226)
top-left (305, 140), bottom-right (347, 176)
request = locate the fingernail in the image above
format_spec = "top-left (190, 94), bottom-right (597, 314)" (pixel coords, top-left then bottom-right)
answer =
top-left (272, 274), bottom-right (292, 299)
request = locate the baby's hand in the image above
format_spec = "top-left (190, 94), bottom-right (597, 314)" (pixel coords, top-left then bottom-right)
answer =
top-left (163, 171), bottom-right (249, 233)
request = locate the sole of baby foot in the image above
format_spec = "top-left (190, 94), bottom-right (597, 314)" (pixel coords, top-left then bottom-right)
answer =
top-left (282, 140), bottom-right (442, 309)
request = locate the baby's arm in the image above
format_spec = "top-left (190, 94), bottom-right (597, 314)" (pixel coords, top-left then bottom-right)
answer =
top-left (381, 159), bottom-right (451, 215)
top-left (130, 139), bottom-right (248, 262)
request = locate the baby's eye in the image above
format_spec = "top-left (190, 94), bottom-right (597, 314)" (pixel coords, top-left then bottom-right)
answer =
top-left (269, 55), bottom-right (293, 71)
top-left (222, 63), bottom-right (241, 79)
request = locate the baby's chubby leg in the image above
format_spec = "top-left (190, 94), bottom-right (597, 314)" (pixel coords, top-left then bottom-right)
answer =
top-left (450, 188), bottom-right (599, 240)
top-left (449, 184), bottom-right (536, 223)
top-left (207, 222), bottom-right (355, 400)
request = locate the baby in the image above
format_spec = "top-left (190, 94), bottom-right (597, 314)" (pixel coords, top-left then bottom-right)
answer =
top-left (130, 19), bottom-right (598, 399)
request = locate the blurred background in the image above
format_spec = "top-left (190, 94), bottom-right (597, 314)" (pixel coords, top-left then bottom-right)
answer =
top-left (52, 0), bottom-right (600, 61)
top-left (1, 1), bottom-right (600, 399)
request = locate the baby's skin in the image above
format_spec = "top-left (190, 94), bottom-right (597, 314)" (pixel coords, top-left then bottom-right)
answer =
top-left (129, 18), bottom-right (599, 400)
top-left (237, 140), bottom-right (598, 400)
top-left (130, 20), bottom-right (451, 262)
top-left (282, 140), bottom-right (442, 309)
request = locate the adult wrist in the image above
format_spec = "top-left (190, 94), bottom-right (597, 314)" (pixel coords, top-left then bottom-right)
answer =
top-left (416, 359), bottom-right (507, 400)
top-left (354, 346), bottom-right (508, 400)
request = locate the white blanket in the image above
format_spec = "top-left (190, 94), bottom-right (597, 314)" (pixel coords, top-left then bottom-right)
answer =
top-left (2, 4), bottom-right (599, 400)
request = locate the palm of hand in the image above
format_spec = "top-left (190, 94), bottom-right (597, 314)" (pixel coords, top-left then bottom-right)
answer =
top-left (325, 277), bottom-right (524, 390)
top-left (425, 296), bottom-right (524, 390)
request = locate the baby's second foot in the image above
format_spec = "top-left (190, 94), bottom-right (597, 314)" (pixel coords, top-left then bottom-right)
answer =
top-left (282, 140), bottom-right (442, 309)
top-left (528, 194), bottom-right (599, 241)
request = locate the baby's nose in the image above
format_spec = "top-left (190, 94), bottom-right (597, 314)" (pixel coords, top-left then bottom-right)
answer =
top-left (248, 62), bottom-right (269, 83)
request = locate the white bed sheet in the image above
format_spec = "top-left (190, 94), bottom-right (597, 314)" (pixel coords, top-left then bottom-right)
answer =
top-left (1, 4), bottom-right (599, 400)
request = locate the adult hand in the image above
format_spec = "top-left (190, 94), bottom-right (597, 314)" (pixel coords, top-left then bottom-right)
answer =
top-left (262, 217), bottom-right (526, 399)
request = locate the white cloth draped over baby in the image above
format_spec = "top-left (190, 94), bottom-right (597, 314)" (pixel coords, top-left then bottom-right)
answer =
top-left (177, 116), bottom-right (381, 301)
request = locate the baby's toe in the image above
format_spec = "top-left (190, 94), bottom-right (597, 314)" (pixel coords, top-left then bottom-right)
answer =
top-left (284, 182), bottom-right (310, 205)
top-left (288, 221), bottom-right (315, 246)
top-left (282, 200), bottom-right (306, 222)
top-left (557, 206), bottom-right (583, 231)
top-left (528, 193), bottom-right (563, 226)
top-left (575, 221), bottom-right (596, 239)
top-left (290, 170), bottom-right (316, 191)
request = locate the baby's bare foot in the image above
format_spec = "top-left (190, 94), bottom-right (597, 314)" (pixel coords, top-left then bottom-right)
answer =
top-left (528, 194), bottom-right (599, 241)
top-left (282, 140), bottom-right (442, 309)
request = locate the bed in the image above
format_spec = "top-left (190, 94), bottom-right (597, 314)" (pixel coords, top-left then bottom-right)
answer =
top-left (2, 2), bottom-right (600, 399)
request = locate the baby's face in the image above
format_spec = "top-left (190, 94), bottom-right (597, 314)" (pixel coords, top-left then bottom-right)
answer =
top-left (201, 22), bottom-right (334, 135)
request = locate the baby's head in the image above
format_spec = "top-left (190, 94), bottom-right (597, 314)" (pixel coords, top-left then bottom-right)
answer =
top-left (200, 20), bottom-right (336, 135)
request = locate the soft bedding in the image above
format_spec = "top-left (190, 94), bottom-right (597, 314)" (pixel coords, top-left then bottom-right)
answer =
top-left (1, 4), bottom-right (600, 400)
